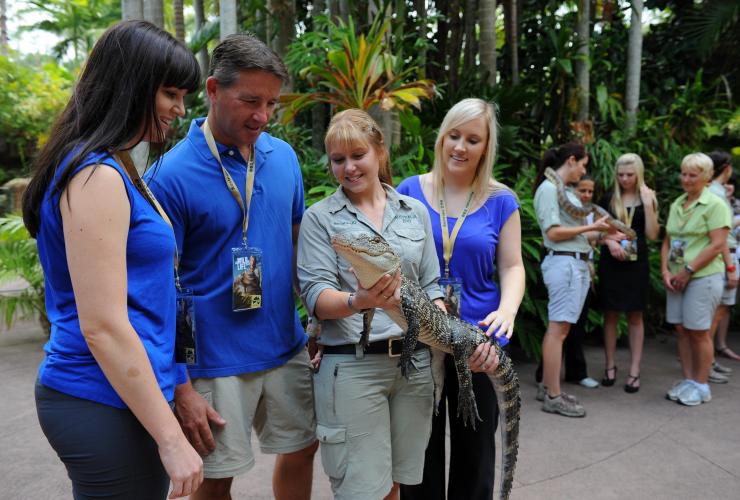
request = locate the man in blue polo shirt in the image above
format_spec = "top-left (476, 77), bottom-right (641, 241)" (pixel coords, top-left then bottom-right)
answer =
top-left (146, 34), bottom-right (317, 500)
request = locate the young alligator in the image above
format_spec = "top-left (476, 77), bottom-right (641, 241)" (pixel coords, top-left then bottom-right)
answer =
top-left (544, 167), bottom-right (637, 240)
top-left (331, 231), bottom-right (520, 500)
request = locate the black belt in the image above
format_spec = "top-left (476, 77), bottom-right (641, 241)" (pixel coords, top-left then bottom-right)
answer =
top-left (546, 250), bottom-right (590, 262)
top-left (322, 338), bottom-right (425, 357)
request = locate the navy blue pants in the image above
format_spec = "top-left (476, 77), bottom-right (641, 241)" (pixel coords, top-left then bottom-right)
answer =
top-left (35, 382), bottom-right (170, 500)
top-left (400, 353), bottom-right (499, 500)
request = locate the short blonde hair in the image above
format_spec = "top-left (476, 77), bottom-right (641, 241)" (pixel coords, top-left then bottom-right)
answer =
top-left (325, 109), bottom-right (392, 186)
top-left (432, 98), bottom-right (507, 201)
top-left (681, 152), bottom-right (714, 181)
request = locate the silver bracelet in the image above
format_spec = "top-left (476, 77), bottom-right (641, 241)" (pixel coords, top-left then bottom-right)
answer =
top-left (347, 292), bottom-right (360, 313)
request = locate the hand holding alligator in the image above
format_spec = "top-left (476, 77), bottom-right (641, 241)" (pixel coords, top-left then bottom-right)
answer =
top-left (350, 268), bottom-right (401, 310)
top-left (468, 341), bottom-right (500, 374)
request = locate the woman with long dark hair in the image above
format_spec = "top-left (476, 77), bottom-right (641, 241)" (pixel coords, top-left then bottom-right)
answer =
top-left (533, 143), bottom-right (621, 417)
top-left (24, 21), bottom-right (203, 499)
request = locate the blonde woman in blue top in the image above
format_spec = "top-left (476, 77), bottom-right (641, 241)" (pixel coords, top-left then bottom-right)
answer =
top-left (398, 98), bottom-right (525, 500)
top-left (22, 21), bottom-right (202, 499)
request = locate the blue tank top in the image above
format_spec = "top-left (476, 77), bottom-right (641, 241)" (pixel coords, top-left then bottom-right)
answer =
top-left (397, 175), bottom-right (519, 327)
top-left (36, 150), bottom-right (178, 408)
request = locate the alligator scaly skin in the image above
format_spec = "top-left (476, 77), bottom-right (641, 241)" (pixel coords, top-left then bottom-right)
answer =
top-left (544, 167), bottom-right (637, 240)
top-left (398, 274), bottom-right (520, 500)
top-left (331, 232), bottom-right (520, 500)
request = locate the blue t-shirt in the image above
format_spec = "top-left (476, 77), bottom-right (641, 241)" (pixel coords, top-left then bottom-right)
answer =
top-left (397, 175), bottom-right (519, 327)
top-left (37, 151), bottom-right (178, 408)
top-left (145, 118), bottom-right (307, 378)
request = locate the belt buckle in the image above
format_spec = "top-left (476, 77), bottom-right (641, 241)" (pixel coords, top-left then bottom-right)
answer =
top-left (388, 338), bottom-right (402, 358)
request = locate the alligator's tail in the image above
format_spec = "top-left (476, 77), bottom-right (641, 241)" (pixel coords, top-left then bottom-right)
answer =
top-left (487, 348), bottom-right (520, 500)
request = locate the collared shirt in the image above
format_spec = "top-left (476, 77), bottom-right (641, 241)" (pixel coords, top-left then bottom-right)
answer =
top-left (146, 118), bottom-right (306, 378)
top-left (666, 187), bottom-right (731, 278)
top-left (708, 181), bottom-right (737, 249)
top-left (297, 185), bottom-right (444, 345)
top-left (534, 179), bottom-right (591, 252)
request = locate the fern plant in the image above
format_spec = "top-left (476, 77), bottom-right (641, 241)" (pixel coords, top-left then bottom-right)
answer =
top-left (0, 214), bottom-right (48, 333)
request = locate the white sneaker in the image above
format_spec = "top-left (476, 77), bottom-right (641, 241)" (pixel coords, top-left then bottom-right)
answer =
top-left (666, 379), bottom-right (691, 401)
top-left (709, 368), bottom-right (729, 384)
top-left (677, 381), bottom-right (711, 406)
top-left (712, 361), bottom-right (732, 374)
top-left (579, 377), bottom-right (600, 388)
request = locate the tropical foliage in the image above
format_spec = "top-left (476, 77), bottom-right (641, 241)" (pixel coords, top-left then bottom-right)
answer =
top-left (1, 0), bottom-right (739, 355)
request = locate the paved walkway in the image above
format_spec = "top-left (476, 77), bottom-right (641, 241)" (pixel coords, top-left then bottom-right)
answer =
top-left (2, 321), bottom-right (739, 499)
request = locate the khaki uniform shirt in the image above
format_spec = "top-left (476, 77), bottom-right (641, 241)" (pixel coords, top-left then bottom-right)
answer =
top-left (534, 179), bottom-right (591, 253)
top-left (297, 185), bottom-right (444, 345)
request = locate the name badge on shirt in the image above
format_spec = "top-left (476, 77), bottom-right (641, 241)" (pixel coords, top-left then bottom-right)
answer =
top-left (176, 288), bottom-right (197, 365)
top-left (439, 276), bottom-right (463, 318)
top-left (620, 239), bottom-right (638, 261)
top-left (232, 246), bottom-right (263, 311)
top-left (669, 238), bottom-right (687, 265)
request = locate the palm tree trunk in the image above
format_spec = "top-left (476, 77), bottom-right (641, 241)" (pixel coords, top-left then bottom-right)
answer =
top-left (122, 0), bottom-right (143, 20)
top-left (143, 0), bottom-right (164, 28)
top-left (220, 0), bottom-right (238, 39)
top-left (193, 0), bottom-right (209, 79)
top-left (479, 0), bottom-right (497, 86)
top-left (173, 0), bottom-right (185, 42)
top-left (463, 0), bottom-right (478, 74)
top-left (311, 0), bottom-right (328, 151)
top-left (625, 0), bottom-right (643, 133)
top-left (575, 0), bottom-right (590, 121)
top-left (448, 0), bottom-right (463, 89)
top-left (0, 0), bottom-right (8, 54)
top-left (413, 0), bottom-right (427, 78)
top-left (507, 0), bottom-right (519, 84)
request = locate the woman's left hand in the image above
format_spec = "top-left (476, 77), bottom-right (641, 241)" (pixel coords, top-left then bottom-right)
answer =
top-left (670, 269), bottom-right (691, 292)
top-left (478, 309), bottom-right (516, 341)
top-left (468, 341), bottom-right (500, 374)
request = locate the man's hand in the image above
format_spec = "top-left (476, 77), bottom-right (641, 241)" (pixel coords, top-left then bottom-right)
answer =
top-left (174, 382), bottom-right (226, 456)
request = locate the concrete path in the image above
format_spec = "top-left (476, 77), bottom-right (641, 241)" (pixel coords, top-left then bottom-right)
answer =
top-left (2, 321), bottom-right (739, 499)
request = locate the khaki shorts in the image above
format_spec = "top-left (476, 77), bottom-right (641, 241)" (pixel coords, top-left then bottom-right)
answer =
top-left (541, 254), bottom-right (590, 324)
top-left (192, 349), bottom-right (317, 478)
top-left (314, 348), bottom-right (434, 500)
top-left (666, 273), bottom-right (723, 331)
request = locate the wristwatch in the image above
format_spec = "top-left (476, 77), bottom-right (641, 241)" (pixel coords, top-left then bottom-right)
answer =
top-left (347, 292), bottom-right (361, 313)
top-left (684, 264), bottom-right (696, 275)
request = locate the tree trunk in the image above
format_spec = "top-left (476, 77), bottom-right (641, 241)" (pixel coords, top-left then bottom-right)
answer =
top-left (448, 0), bottom-right (463, 89)
top-left (413, 0), bottom-right (427, 78)
top-left (507, 0), bottom-right (519, 84)
top-left (329, 0), bottom-right (349, 22)
top-left (463, 0), bottom-right (477, 74)
top-left (575, 0), bottom-right (590, 121)
top-left (625, 0), bottom-right (643, 133)
top-left (193, 0), bottom-right (209, 79)
top-left (173, 0), bottom-right (185, 42)
top-left (433, 0), bottom-right (449, 83)
top-left (143, 0), bottom-right (164, 28)
top-left (269, 0), bottom-right (295, 58)
top-left (479, 0), bottom-right (497, 86)
top-left (122, 0), bottom-right (143, 20)
top-left (311, 0), bottom-right (328, 151)
top-left (367, 1), bottom-right (398, 147)
top-left (220, 0), bottom-right (238, 39)
top-left (0, 0), bottom-right (8, 54)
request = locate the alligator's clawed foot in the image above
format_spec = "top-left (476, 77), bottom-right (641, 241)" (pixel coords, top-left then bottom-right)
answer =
top-left (398, 353), bottom-right (413, 379)
top-left (457, 393), bottom-right (481, 429)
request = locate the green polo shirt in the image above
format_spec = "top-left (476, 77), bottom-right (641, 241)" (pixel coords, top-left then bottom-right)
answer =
top-left (666, 187), bottom-right (731, 278)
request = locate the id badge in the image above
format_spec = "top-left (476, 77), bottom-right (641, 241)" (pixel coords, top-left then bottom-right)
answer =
top-left (621, 239), bottom-right (638, 262)
top-left (669, 238), bottom-right (687, 265)
top-left (232, 246), bottom-right (263, 311)
top-left (176, 288), bottom-right (197, 365)
top-left (439, 276), bottom-right (463, 318)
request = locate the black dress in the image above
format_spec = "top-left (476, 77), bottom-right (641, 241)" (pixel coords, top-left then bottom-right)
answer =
top-left (597, 194), bottom-right (650, 311)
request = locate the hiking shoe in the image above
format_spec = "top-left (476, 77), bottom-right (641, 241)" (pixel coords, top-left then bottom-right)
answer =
top-left (536, 382), bottom-right (545, 402)
top-left (712, 361), bottom-right (732, 374)
top-left (677, 382), bottom-right (711, 406)
top-left (542, 393), bottom-right (586, 417)
top-left (709, 368), bottom-right (729, 384)
top-left (666, 379), bottom-right (692, 401)
top-left (579, 377), bottom-right (600, 388)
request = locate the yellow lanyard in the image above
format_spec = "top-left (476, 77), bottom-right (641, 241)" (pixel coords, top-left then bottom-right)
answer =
top-left (202, 119), bottom-right (256, 246)
top-left (114, 151), bottom-right (182, 290)
top-left (438, 186), bottom-right (474, 278)
top-left (625, 204), bottom-right (636, 229)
